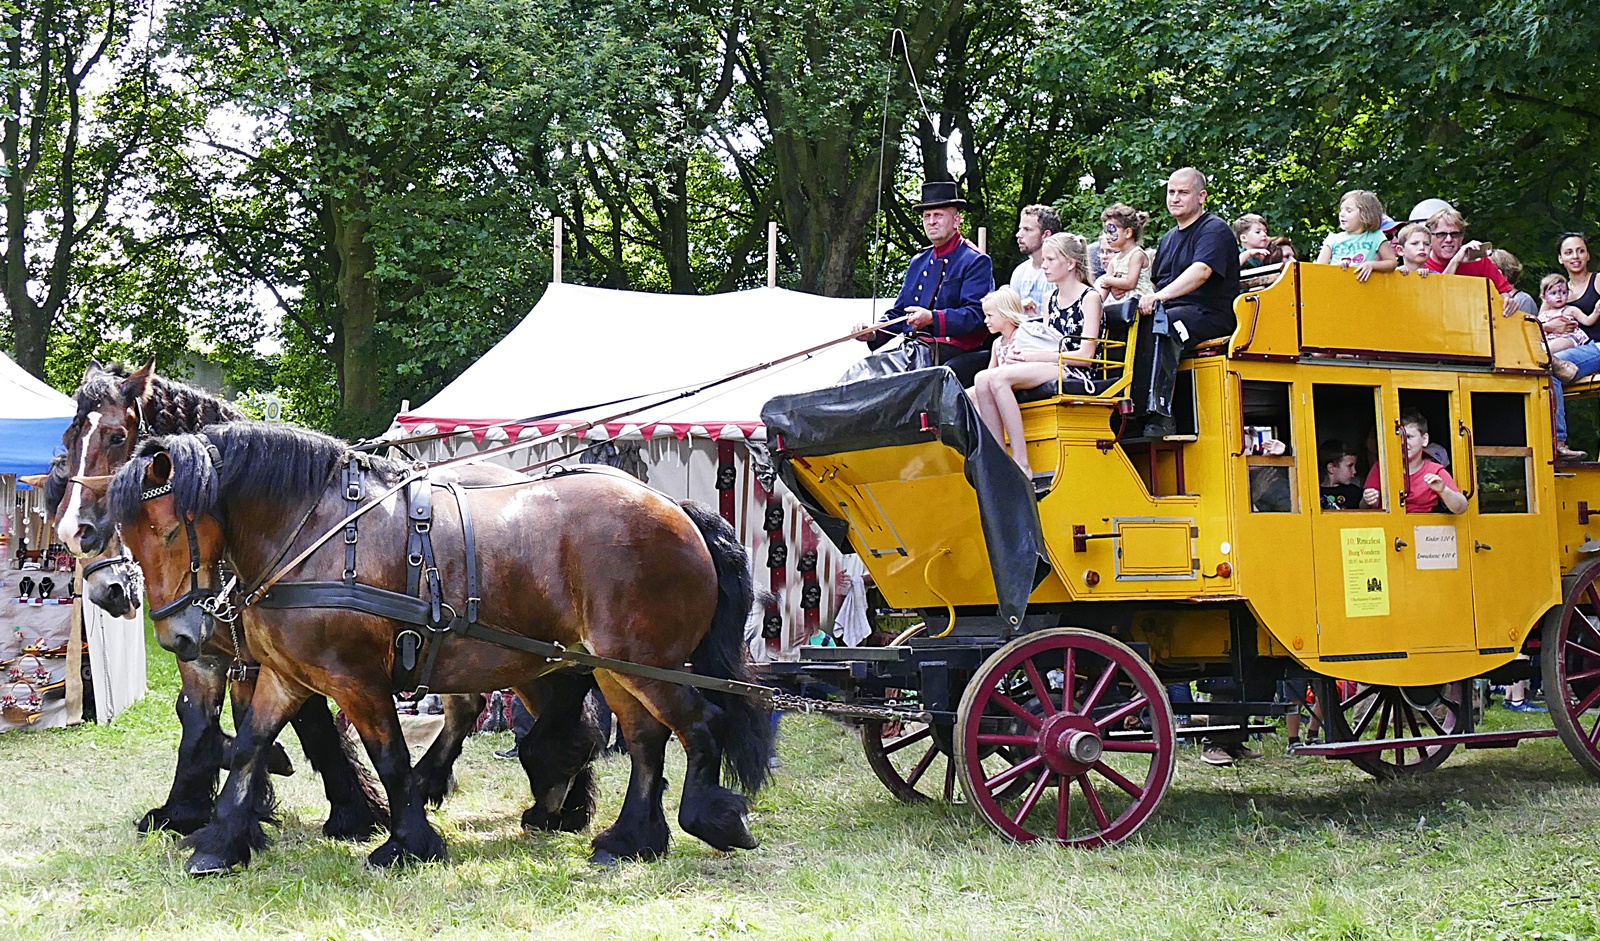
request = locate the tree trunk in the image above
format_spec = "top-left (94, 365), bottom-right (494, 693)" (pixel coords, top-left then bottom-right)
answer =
top-left (332, 200), bottom-right (380, 418)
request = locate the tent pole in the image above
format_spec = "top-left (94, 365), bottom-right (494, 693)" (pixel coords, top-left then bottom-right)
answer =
top-left (554, 216), bottom-right (564, 284)
top-left (767, 221), bottom-right (777, 288)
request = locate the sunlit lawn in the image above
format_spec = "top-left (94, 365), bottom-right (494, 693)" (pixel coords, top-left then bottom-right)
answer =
top-left (2, 628), bottom-right (1599, 940)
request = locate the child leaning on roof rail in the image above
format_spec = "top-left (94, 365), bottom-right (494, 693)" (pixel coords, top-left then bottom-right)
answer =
top-left (1316, 189), bottom-right (1399, 281)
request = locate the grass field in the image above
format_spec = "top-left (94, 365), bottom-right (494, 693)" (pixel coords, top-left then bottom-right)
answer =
top-left (2, 631), bottom-right (1599, 940)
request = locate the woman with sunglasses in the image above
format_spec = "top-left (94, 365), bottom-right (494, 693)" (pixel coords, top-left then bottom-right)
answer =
top-left (1093, 203), bottom-right (1154, 301)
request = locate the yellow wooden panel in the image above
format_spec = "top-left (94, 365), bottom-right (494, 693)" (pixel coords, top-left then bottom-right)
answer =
top-left (1492, 304), bottom-right (1550, 372)
top-left (1299, 264), bottom-right (1492, 360)
top-left (1230, 265), bottom-right (1301, 359)
top-left (1115, 519), bottom-right (1196, 578)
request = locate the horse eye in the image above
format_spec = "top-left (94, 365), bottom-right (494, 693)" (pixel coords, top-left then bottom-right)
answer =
top-left (109, 431), bottom-right (127, 447)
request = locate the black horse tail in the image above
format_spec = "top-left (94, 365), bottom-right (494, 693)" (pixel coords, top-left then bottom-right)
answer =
top-left (681, 500), bottom-right (773, 794)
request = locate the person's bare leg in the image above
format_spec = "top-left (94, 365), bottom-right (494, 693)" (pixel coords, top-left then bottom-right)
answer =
top-left (972, 372), bottom-right (1007, 450)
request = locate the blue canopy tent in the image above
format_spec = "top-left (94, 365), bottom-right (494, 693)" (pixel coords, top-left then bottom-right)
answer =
top-left (0, 350), bottom-right (72, 476)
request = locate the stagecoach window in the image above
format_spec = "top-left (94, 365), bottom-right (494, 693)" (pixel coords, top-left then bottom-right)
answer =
top-left (1311, 384), bottom-right (1385, 512)
top-left (1242, 380), bottom-right (1295, 513)
top-left (1470, 392), bottom-right (1532, 515)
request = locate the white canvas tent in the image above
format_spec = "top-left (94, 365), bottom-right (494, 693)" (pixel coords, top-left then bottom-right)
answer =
top-left (392, 284), bottom-right (887, 657)
top-left (0, 350), bottom-right (145, 730)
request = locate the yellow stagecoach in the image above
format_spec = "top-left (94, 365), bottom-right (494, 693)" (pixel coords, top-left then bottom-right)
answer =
top-left (760, 261), bottom-right (1600, 847)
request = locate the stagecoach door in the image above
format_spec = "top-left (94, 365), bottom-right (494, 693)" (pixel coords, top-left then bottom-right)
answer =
top-left (1456, 379), bottom-right (1560, 651)
top-left (1308, 381), bottom-right (1477, 660)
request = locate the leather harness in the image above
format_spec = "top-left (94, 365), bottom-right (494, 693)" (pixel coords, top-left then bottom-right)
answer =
top-left (143, 451), bottom-right (770, 701)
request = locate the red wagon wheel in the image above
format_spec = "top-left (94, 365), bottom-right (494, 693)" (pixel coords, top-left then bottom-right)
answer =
top-left (1543, 557), bottom-right (1600, 779)
top-left (861, 718), bottom-right (960, 803)
top-left (953, 628), bottom-right (1176, 848)
top-left (1313, 678), bottom-right (1473, 778)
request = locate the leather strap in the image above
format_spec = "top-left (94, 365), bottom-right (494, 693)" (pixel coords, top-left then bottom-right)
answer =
top-left (444, 482), bottom-right (479, 624)
top-left (342, 459), bottom-right (364, 587)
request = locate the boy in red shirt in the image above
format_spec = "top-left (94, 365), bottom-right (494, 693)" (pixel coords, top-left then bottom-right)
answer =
top-left (1361, 411), bottom-right (1468, 513)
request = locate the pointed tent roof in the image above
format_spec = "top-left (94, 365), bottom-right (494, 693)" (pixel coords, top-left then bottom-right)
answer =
top-left (0, 350), bottom-right (73, 475)
top-left (394, 283), bottom-right (887, 443)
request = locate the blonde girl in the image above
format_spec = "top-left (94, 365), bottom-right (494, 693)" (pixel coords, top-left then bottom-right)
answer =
top-left (979, 286), bottom-right (1031, 368)
top-left (1095, 203), bottom-right (1155, 301)
top-left (972, 233), bottom-right (1103, 479)
top-left (1315, 189), bottom-right (1398, 281)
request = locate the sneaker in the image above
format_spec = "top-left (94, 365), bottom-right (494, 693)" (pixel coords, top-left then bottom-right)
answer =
top-left (1200, 745), bottom-right (1235, 766)
top-left (493, 744), bottom-right (521, 760)
top-left (1557, 444), bottom-right (1588, 462)
top-left (1504, 700), bottom-right (1547, 713)
top-left (1552, 357), bottom-right (1580, 383)
top-left (1226, 743), bottom-right (1263, 761)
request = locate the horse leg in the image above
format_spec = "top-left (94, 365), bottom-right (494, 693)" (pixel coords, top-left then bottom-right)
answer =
top-left (138, 653), bottom-right (229, 836)
top-left (337, 688), bottom-right (447, 868)
top-left (182, 668), bottom-right (309, 875)
top-left (589, 672), bottom-right (672, 864)
top-left (515, 674), bottom-right (604, 833)
top-left (287, 695), bottom-right (390, 840)
top-left (411, 693), bottom-right (485, 808)
top-left (224, 671), bottom-right (294, 777)
top-left (613, 676), bottom-right (758, 853)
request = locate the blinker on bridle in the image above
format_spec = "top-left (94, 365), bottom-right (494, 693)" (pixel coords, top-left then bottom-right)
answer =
top-left (138, 441), bottom-right (237, 628)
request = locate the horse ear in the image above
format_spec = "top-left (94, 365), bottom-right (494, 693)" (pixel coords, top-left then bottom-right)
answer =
top-left (121, 356), bottom-right (156, 403)
top-left (147, 451), bottom-right (173, 486)
top-left (16, 474), bottom-right (48, 490)
top-left (70, 475), bottom-right (115, 495)
top-left (83, 360), bottom-right (103, 381)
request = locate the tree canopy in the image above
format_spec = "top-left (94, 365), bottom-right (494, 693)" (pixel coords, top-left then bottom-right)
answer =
top-left (2, 0), bottom-right (1594, 433)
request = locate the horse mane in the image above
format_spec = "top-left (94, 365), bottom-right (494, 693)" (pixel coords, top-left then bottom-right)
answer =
top-left (109, 421), bottom-right (406, 525)
top-left (74, 363), bottom-right (244, 435)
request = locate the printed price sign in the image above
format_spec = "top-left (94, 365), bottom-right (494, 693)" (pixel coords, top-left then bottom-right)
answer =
top-left (1413, 525), bottom-right (1458, 571)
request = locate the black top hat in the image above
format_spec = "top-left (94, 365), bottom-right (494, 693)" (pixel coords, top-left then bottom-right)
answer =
top-left (911, 181), bottom-right (969, 211)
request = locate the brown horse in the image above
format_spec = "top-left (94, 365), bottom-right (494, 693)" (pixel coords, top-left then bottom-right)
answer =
top-left (48, 363), bottom-right (387, 839)
top-left (89, 422), bottom-right (770, 873)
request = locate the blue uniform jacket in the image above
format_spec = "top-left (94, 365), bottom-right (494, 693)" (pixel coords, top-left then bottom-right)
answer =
top-left (884, 235), bottom-right (995, 350)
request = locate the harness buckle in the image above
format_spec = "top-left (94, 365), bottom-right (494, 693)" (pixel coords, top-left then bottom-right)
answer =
top-left (226, 661), bottom-right (256, 682)
top-left (414, 521), bottom-right (430, 534)
top-left (346, 483), bottom-right (362, 501)
top-left (408, 553), bottom-right (424, 567)
top-left (344, 528), bottom-right (359, 545)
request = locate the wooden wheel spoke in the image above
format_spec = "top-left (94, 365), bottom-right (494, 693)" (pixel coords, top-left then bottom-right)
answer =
top-left (1566, 640), bottom-right (1600, 662)
top-left (1573, 683), bottom-right (1600, 716)
top-left (1094, 695), bottom-right (1149, 732)
top-left (1080, 774), bottom-right (1111, 830)
top-left (1102, 739), bottom-right (1160, 754)
top-left (1403, 704), bottom-right (1425, 741)
top-left (977, 732), bottom-right (1042, 748)
top-left (943, 752), bottom-right (956, 800)
top-left (881, 725), bottom-right (933, 755)
top-left (1350, 697), bottom-right (1381, 738)
top-left (1055, 774), bottom-right (1072, 841)
top-left (1010, 765), bottom-right (1054, 829)
top-left (1090, 759), bottom-right (1145, 799)
top-left (1023, 658), bottom-right (1057, 716)
top-left (1587, 714), bottom-right (1600, 747)
top-left (1566, 666), bottom-right (1600, 684)
top-left (903, 742), bottom-right (940, 788)
top-left (1342, 684), bottom-right (1380, 712)
top-left (1376, 700), bottom-right (1394, 740)
top-left (1062, 648), bottom-right (1077, 712)
top-left (990, 692), bottom-right (1045, 729)
top-left (985, 754), bottom-right (1044, 792)
top-left (1081, 661), bottom-right (1120, 714)
top-left (1418, 705), bottom-right (1449, 736)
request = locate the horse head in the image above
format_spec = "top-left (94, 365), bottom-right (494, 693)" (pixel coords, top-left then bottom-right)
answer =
top-left (57, 358), bottom-right (157, 556)
top-left (100, 436), bottom-right (227, 661)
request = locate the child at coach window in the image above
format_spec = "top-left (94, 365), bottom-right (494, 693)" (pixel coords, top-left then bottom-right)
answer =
top-left (1395, 223), bottom-right (1433, 275)
top-left (1319, 440), bottom-right (1364, 510)
top-left (1233, 213), bottom-right (1271, 269)
top-left (1361, 412), bottom-right (1466, 514)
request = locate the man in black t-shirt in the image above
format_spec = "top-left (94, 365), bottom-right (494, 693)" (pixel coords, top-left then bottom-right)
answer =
top-left (1136, 168), bottom-right (1241, 438)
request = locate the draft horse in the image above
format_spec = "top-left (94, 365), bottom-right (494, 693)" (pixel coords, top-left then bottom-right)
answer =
top-left (47, 362), bottom-right (387, 840)
top-left (91, 422), bottom-right (772, 873)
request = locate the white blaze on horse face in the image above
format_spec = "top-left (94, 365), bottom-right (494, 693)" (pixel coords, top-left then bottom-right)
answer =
top-left (56, 411), bottom-right (100, 555)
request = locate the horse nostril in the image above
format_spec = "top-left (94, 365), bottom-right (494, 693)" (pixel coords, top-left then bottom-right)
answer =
top-left (77, 522), bottom-right (100, 553)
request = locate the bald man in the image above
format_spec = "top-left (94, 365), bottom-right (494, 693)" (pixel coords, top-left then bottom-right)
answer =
top-left (1135, 167), bottom-right (1240, 438)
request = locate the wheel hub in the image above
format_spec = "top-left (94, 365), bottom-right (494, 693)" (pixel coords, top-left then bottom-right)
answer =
top-left (1038, 713), bottom-right (1101, 775)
